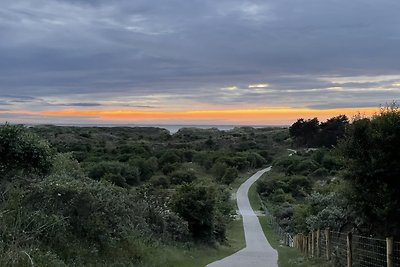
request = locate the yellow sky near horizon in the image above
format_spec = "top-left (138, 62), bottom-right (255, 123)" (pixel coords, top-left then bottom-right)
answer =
top-left (36, 107), bottom-right (378, 125)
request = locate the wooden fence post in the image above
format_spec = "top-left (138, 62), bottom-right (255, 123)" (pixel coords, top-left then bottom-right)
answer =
top-left (387, 237), bottom-right (393, 267)
top-left (347, 232), bottom-right (352, 267)
top-left (312, 230), bottom-right (315, 258)
top-left (326, 228), bottom-right (331, 260)
top-left (316, 229), bottom-right (321, 258)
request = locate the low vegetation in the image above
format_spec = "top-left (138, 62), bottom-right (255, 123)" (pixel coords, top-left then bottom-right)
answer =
top-left (257, 104), bottom-right (400, 242)
top-left (0, 123), bottom-right (283, 266)
top-left (2, 104), bottom-right (398, 266)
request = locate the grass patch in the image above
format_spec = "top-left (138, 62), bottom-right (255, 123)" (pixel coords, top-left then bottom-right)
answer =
top-left (153, 218), bottom-right (245, 267)
top-left (248, 182), bottom-right (331, 267)
top-left (156, 170), bottom-right (251, 267)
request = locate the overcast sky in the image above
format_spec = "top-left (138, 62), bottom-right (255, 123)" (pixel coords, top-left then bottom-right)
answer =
top-left (1, 0), bottom-right (400, 124)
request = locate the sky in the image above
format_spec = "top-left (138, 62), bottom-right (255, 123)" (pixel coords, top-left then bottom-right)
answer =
top-left (1, 0), bottom-right (400, 125)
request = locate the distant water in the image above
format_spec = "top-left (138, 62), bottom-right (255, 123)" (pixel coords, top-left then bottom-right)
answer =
top-left (27, 123), bottom-right (279, 134)
top-left (155, 125), bottom-right (237, 134)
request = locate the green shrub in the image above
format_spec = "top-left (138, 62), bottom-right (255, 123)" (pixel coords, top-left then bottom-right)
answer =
top-left (245, 152), bottom-right (266, 168)
top-left (51, 153), bottom-right (85, 179)
top-left (0, 174), bottom-right (188, 264)
top-left (0, 123), bottom-right (53, 177)
top-left (286, 175), bottom-right (313, 197)
top-left (221, 167), bottom-right (238, 185)
top-left (129, 156), bottom-right (158, 181)
top-left (171, 182), bottom-right (219, 242)
top-left (149, 175), bottom-right (170, 188)
top-left (211, 162), bottom-right (228, 180)
top-left (87, 161), bottom-right (140, 186)
top-left (169, 169), bottom-right (197, 185)
top-left (293, 159), bottom-right (319, 175)
top-left (158, 150), bottom-right (181, 167)
top-left (310, 167), bottom-right (329, 179)
top-left (161, 163), bottom-right (181, 175)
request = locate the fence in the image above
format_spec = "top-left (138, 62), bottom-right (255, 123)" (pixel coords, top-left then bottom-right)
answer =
top-left (259, 195), bottom-right (294, 247)
top-left (293, 229), bottom-right (400, 267)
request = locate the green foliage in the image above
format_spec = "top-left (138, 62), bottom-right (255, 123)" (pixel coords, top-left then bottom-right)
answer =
top-left (289, 115), bottom-right (348, 147)
top-left (306, 192), bottom-right (349, 231)
top-left (257, 173), bottom-right (312, 202)
top-left (221, 167), bottom-right (238, 185)
top-left (87, 161), bottom-right (140, 187)
top-left (1, 124), bottom-right (287, 265)
top-left (171, 182), bottom-right (232, 242)
top-left (211, 162), bottom-right (228, 181)
top-left (310, 168), bottom-right (329, 179)
top-left (149, 175), bottom-right (170, 188)
top-left (289, 118), bottom-right (320, 146)
top-left (158, 150), bottom-right (181, 167)
top-left (129, 156), bottom-right (158, 181)
top-left (0, 123), bottom-right (53, 177)
top-left (286, 204), bottom-right (309, 234)
top-left (245, 152), bottom-right (266, 168)
top-left (51, 153), bottom-right (85, 179)
top-left (0, 174), bottom-right (189, 265)
top-left (338, 105), bottom-right (400, 237)
top-left (171, 183), bottom-right (218, 241)
top-left (169, 169), bottom-right (197, 185)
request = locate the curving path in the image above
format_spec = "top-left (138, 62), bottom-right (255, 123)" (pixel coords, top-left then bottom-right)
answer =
top-left (207, 167), bottom-right (278, 267)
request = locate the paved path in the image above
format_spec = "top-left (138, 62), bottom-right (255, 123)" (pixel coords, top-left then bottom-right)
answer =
top-left (207, 167), bottom-right (278, 267)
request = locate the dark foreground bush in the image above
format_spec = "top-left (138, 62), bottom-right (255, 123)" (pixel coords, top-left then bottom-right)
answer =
top-left (171, 182), bottom-right (232, 242)
top-left (0, 174), bottom-right (189, 266)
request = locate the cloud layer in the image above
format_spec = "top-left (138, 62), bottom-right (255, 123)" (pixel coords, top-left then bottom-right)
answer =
top-left (1, 0), bottom-right (400, 124)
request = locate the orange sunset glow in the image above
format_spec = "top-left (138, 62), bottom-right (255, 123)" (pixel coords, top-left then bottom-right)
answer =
top-left (40, 107), bottom-right (378, 125)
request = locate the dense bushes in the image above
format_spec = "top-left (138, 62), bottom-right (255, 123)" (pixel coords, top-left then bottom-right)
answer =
top-left (0, 123), bottom-right (281, 265)
top-left (87, 161), bottom-right (140, 187)
top-left (0, 123), bottom-right (53, 177)
top-left (257, 149), bottom-right (341, 234)
top-left (0, 174), bottom-right (189, 265)
top-left (169, 169), bottom-right (197, 184)
top-left (338, 105), bottom-right (400, 238)
top-left (257, 174), bottom-right (312, 201)
top-left (171, 182), bottom-right (232, 242)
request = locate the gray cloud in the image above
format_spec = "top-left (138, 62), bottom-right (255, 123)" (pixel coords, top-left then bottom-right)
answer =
top-left (59, 102), bottom-right (102, 107)
top-left (0, 0), bottom-right (400, 118)
top-left (307, 102), bottom-right (383, 110)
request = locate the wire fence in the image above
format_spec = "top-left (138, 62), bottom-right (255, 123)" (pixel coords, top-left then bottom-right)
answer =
top-left (353, 235), bottom-right (387, 267)
top-left (320, 229), bottom-right (327, 257)
top-left (257, 195), bottom-right (399, 266)
top-left (330, 231), bottom-right (348, 267)
top-left (394, 241), bottom-right (400, 267)
top-left (293, 229), bottom-right (400, 267)
top-left (259, 195), bottom-right (294, 247)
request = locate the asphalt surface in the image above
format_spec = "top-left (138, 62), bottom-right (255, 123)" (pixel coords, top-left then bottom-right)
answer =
top-left (207, 167), bottom-right (279, 267)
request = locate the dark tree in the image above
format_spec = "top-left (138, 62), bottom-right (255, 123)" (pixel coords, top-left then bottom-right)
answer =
top-left (171, 183), bottom-right (217, 241)
top-left (338, 105), bottom-right (400, 238)
top-left (318, 115), bottom-right (349, 147)
top-left (289, 118), bottom-right (319, 146)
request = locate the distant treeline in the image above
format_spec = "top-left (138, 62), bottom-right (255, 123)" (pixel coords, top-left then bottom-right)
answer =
top-left (289, 114), bottom-right (348, 147)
